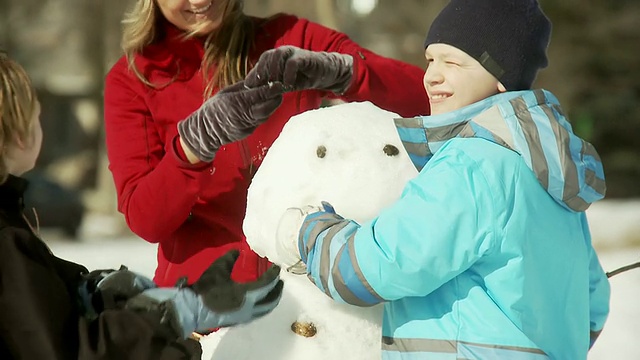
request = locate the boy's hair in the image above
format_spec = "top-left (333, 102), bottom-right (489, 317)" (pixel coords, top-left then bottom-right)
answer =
top-left (424, 0), bottom-right (551, 91)
top-left (0, 52), bottom-right (37, 183)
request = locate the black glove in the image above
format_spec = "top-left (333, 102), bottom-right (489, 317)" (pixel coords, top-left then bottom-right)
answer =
top-left (124, 250), bottom-right (284, 339)
top-left (79, 265), bottom-right (156, 319)
top-left (177, 80), bottom-right (285, 162)
top-left (245, 45), bottom-right (354, 94)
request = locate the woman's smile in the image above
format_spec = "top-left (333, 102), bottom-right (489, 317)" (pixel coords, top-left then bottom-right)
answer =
top-left (187, 0), bottom-right (213, 14)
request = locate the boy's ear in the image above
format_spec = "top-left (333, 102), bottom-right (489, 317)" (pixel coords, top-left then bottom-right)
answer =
top-left (497, 82), bottom-right (507, 93)
top-left (12, 134), bottom-right (27, 150)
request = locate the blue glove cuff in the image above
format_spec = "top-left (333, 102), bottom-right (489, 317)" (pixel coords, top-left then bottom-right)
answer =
top-left (138, 287), bottom-right (227, 339)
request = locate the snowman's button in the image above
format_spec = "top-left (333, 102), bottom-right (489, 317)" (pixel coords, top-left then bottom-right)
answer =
top-left (291, 321), bottom-right (317, 337)
top-left (316, 145), bottom-right (327, 158)
top-left (383, 144), bottom-right (400, 156)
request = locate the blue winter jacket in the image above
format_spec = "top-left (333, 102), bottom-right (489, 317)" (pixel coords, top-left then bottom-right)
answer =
top-left (298, 90), bottom-right (610, 359)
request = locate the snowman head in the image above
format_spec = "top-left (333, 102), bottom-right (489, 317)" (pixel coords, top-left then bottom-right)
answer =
top-left (243, 101), bottom-right (418, 265)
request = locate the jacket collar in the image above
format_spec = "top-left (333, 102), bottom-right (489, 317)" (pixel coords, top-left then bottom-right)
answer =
top-left (134, 20), bottom-right (206, 82)
top-left (0, 174), bottom-right (28, 212)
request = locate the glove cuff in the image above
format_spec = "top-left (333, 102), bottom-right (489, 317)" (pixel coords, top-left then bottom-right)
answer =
top-left (166, 290), bottom-right (201, 339)
top-left (177, 117), bottom-right (217, 163)
top-left (126, 288), bottom-right (203, 339)
top-left (329, 53), bottom-right (354, 95)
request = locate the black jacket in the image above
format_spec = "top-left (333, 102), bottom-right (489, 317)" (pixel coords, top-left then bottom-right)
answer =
top-left (0, 175), bottom-right (201, 360)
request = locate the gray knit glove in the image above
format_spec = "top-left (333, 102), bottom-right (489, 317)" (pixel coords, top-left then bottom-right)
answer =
top-left (177, 81), bottom-right (284, 162)
top-left (245, 45), bottom-right (354, 95)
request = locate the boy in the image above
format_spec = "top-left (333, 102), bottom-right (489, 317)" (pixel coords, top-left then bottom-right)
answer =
top-left (273, 0), bottom-right (610, 358)
top-left (0, 52), bottom-right (283, 360)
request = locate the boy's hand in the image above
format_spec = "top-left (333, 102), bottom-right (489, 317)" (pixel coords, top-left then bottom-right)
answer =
top-left (245, 46), bottom-right (354, 95)
top-left (275, 206), bottom-right (321, 273)
top-left (275, 202), bottom-right (338, 273)
top-left (125, 250), bottom-right (284, 339)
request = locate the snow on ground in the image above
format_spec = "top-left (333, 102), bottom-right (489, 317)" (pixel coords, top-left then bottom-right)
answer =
top-left (589, 248), bottom-right (640, 360)
top-left (47, 200), bottom-right (640, 359)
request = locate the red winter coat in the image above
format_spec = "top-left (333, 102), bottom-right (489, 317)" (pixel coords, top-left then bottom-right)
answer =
top-left (104, 14), bottom-right (429, 287)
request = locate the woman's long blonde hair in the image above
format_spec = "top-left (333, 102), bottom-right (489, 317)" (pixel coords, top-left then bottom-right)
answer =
top-left (0, 53), bottom-right (37, 183)
top-left (121, 0), bottom-right (255, 99)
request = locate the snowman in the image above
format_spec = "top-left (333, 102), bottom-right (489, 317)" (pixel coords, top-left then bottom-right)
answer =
top-left (199, 101), bottom-right (418, 360)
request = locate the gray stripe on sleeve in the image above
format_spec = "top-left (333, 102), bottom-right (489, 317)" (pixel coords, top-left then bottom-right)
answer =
top-left (299, 215), bottom-right (345, 259)
top-left (329, 234), bottom-right (380, 306)
top-left (318, 221), bottom-right (350, 297)
top-left (347, 235), bottom-right (384, 302)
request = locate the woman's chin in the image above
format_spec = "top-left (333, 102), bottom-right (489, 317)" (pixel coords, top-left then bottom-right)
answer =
top-left (189, 18), bottom-right (222, 36)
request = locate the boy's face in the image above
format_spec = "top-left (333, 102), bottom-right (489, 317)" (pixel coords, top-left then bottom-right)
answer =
top-left (423, 43), bottom-right (505, 115)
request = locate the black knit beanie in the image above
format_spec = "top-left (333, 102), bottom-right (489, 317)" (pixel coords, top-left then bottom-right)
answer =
top-left (424, 0), bottom-right (552, 90)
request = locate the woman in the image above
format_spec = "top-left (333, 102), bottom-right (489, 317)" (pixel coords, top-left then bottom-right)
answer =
top-left (104, 0), bottom-right (430, 288)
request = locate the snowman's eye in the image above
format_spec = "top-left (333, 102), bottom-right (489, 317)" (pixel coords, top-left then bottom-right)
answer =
top-left (383, 144), bottom-right (399, 156)
top-left (316, 145), bottom-right (327, 158)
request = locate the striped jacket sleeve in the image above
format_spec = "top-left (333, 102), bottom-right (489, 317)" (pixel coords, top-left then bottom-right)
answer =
top-left (298, 144), bottom-right (498, 305)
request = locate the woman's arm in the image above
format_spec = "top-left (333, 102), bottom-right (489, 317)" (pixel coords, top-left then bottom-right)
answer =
top-left (103, 61), bottom-right (212, 242)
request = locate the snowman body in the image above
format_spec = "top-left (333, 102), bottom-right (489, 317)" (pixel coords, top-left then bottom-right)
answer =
top-left (201, 102), bottom-right (418, 360)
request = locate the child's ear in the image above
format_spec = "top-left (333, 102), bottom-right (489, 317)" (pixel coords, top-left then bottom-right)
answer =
top-left (497, 82), bottom-right (507, 93)
top-left (12, 134), bottom-right (27, 150)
